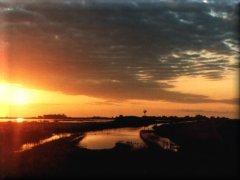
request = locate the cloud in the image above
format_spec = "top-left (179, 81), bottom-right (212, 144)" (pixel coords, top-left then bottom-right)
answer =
top-left (1, 0), bottom-right (239, 103)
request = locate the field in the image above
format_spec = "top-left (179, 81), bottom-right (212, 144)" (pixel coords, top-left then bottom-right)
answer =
top-left (0, 118), bottom-right (239, 179)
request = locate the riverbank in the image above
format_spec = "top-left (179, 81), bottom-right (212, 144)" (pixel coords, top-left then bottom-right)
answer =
top-left (0, 119), bottom-right (158, 178)
top-left (0, 119), bottom-right (157, 153)
top-left (152, 119), bottom-right (239, 177)
top-left (0, 118), bottom-right (239, 179)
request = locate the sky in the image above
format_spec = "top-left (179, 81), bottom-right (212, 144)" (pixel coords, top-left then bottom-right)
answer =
top-left (0, 0), bottom-right (239, 118)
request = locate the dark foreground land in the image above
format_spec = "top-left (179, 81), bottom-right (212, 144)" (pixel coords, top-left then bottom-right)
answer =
top-left (0, 117), bottom-right (239, 179)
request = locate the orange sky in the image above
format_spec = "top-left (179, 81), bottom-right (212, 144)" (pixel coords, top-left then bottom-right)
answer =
top-left (0, 0), bottom-right (239, 119)
top-left (0, 72), bottom-right (238, 118)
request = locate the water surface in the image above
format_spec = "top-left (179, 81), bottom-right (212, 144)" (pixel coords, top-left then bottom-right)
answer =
top-left (78, 125), bottom-right (158, 150)
top-left (17, 133), bottom-right (72, 152)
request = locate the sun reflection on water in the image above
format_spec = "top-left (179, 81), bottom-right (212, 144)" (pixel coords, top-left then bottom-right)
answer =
top-left (17, 133), bottom-right (72, 152)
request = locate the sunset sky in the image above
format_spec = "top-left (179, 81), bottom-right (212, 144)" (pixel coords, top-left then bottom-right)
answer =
top-left (0, 0), bottom-right (239, 118)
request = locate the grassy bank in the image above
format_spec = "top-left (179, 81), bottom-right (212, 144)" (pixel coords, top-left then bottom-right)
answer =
top-left (0, 118), bottom-right (239, 179)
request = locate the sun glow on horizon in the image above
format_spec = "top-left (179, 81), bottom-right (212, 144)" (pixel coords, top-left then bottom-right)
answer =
top-left (16, 117), bottom-right (25, 123)
top-left (0, 81), bottom-right (104, 117)
top-left (0, 79), bottom-right (238, 119)
top-left (0, 83), bottom-right (30, 105)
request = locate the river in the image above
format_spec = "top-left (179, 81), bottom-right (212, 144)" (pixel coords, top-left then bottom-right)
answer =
top-left (15, 123), bottom-right (179, 152)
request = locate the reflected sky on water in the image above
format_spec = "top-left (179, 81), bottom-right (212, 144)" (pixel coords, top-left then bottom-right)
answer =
top-left (78, 125), bottom-right (158, 150)
top-left (16, 133), bottom-right (72, 152)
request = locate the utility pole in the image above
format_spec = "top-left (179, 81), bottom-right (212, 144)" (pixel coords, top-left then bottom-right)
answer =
top-left (143, 109), bottom-right (147, 117)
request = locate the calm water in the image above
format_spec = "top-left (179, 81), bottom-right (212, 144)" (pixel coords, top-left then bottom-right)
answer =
top-left (78, 124), bottom-right (158, 150)
top-left (78, 123), bottom-right (180, 151)
top-left (16, 133), bottom-right (72, 152)
top-left (12, 122), bottom-right (178, 152)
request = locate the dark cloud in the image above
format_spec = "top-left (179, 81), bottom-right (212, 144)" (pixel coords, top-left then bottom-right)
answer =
top-left (1, 0), bottom-right (239, 103)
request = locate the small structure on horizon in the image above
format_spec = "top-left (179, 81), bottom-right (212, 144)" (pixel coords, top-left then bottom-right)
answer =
top-left (143, 109), bottom-right (147, 117)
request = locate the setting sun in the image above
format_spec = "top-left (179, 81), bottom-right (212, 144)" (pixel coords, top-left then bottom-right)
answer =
top-left (0, 83), bottom-right (30, 105)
